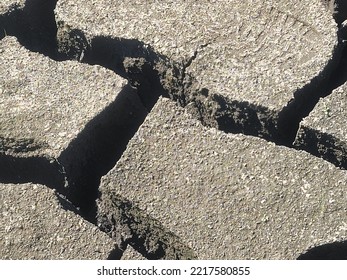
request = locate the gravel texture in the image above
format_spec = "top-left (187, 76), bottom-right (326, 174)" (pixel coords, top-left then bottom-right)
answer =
top-left (1, 0), bottom-right (347, 261)
top-left (293, 80), bottom-right (347, 168)
top-left (0, 36), bottom-right (146, 213)
top-left (98, 97), bottom-right (347, 259)
top-left (186, 0), bottom-right (338, 110)
top-left (296, 81), bottom-right (347, 143)
top-left (121, 246), bottom-right (147, 260)
top-left (55, 0), bottom-right (338, 111)
top-left (0, 36), bottom-right (128, 159)
top-left (0, 183), bottom-right (114, 259)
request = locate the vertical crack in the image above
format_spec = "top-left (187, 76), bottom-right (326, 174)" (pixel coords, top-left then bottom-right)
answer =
top-left (277, 24), bottom-right (347, 145)
top-left (57, 86), bottom-right (148, 222)
top-left (2, 0), bottom-right (347, 259)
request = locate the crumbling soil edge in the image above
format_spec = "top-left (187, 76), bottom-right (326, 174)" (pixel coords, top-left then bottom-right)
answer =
top-left (97, 194), bottom-right (198, 260)
top-left (1, 0), bottom-right (347, 259)
top-left (277, 25), bottom-right (347, 145)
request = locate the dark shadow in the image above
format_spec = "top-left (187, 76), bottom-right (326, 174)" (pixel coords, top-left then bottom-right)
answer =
top-left (277, 26), bottom-right (347, 145)
top-left (0, 1), bottom-right (165, 223)
top-left (298, 241), bottom-right (347, 259)
top-left (294, 127), bottom-right (347, 169)
top-left (208, 93), bottom-right (280, 143)
top-left (97, 195), bottom-right (197, 260)
top-left (84, 36), bottom-right (169, 109)
top-left (10, 0), bottom-right (58, 57)
top-left (56, 25), bottom-right (89, 61)
top-left (85, 36), bottom-right (163, 75)
top-left (334, 0), bottom-right (347, 26)
top-left (2, 0), bottom-right (347, 260)
top-left (107, 247), bottom-right (124, 260)
top-left (0, 154), bottom-right (66, 189)
top-left (57, 85), bottom-right (147, 222)
top-left (0, 5), bottom-right (22, 40)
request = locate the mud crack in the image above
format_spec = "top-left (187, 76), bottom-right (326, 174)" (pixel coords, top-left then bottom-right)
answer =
top-left (1, 0), bottom-right (347, 260)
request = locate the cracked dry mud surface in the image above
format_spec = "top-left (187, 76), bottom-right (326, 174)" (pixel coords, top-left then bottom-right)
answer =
top-left (1, 0), bottom-right (347, 260)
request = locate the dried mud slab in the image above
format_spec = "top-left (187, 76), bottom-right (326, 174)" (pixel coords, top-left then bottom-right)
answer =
top-left (0, 36), bottom-right (127, 158)
top-left (98, 97), bottom-right (347, 259)
top-left (55, 0), bottom-right (338, 111)
top-left (0, 36), bottom-right (146, 212)
top-left (0, 183), bottom-right (114, 259)
top-left (298, 82), bottom-right (347, 143)
top-left (185, 0), bottom-right (338, 111)
top-left (294, 82), bottom-right (347, 167)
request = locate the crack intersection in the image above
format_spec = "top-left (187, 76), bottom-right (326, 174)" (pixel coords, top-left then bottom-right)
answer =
top-left (1, 0), bottom-right (347, 260)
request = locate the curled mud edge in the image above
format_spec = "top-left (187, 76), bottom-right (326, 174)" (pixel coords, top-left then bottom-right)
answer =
top-left (97, 194), bottom-right (198, 260)
top-left (1, 0), bottom-right (347, 259)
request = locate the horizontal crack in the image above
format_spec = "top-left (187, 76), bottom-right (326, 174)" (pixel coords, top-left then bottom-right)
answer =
top-left (2, 0), bottom-right (347, 260)
top-left (294, 126), bottom-right (347, 169)
top-left (0, 154), bottom-right (66, 189)
top-left (0, 0), bottom-right (181, 258)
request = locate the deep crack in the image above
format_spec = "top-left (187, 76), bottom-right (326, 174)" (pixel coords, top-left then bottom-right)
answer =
top-left (277, 24), bottom-right (347, 145)
top-left (0, 154), bottom-right (66, 189)
top-left (2, 0), bottom-right (347, 259)
top-left (57, 86), bottom-right (148, 222)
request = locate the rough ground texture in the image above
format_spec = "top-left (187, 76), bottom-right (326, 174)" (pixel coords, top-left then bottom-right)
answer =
top-left (121, 245), bottom-right (147, 260)
top-left (298, 81), bottom-right (347, 142)
top-left (98, 97), bottom-right (347, 259)
top-left (55, 0), bottom-right (339, 130)
top-left (0, 37), bottom-right (126, 159)
top-left (1, 183), bottom-right (114, 259)
top-left (293, 81), bottom-right (347, 169)
top-left (0, 36), bottom-right (147, 216)
top-left (1, 0), bottom-right (347, 259)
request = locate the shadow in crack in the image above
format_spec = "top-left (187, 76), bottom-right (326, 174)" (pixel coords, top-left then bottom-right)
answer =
top-left (12, 0), bottom-right (58, 57)
top-left (83, 36), bottom-right (171, 109)
top-left (294, 126), bottom-right (347, 169)
top-left (181, 87), bottom-right (282, 145)
top-left (0, 1), bottom-right (164, 223)
top-left (0, 154), bottom-right (66, 189)
top-left (208, 93), bottom-right (280, 143)
top-left (277, 25), bottom-right (347, 145)
top-left (57, 85), bottom-right (148, 222)
top-left (2, 0), bottom-right (347, 259)
top-left (0, 5), bottom-right (21, 40)
top-left (298, 241), bottom-right (347, 259)
top-left (84, 36), bottom-right (164, 74)
top-left (107, 247), bottom-right (124, 260)
top-left (333, 0), bottom-right (347, 26)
